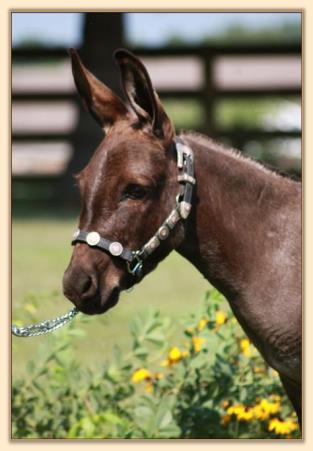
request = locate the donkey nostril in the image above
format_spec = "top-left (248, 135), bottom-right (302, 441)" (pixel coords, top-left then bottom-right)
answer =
top-left (80, 273), bottom-right (98, 300)
top-left (81, 276), bottom-right (92, 294)
top-left (63, 265), bottom-right (99, 303)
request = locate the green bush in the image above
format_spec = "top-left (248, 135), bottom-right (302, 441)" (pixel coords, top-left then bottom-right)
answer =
top-left (12, 289), bottom-right (300, 439)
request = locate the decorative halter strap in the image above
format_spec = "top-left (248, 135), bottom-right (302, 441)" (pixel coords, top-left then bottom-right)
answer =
top-left (71, 137), bottom-right (196, 281)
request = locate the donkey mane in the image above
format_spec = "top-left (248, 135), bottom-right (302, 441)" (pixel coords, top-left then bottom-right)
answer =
top-left (181, 130), bottom-right (298, 183)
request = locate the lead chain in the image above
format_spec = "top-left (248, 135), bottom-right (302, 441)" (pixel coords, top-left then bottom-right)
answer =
top-left (12, 307), bottom-right (79, 337)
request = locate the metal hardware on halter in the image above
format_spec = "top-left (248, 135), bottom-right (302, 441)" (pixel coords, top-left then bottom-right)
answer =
top-left (180, 201), bottom-right (192, 219)
top-left (126, 251), bottom-right (144, 279)
top-left (177, 174), bottom-right (196, 185)
top-left (86, 231), bottom-right (101, 246)
top-left (166, 208), bottom-right (181, 229)
top-left (109, 241), bottom-right (124, 256)
top-left (71, 137), bottom-right (195, 282)
top-left (72, 230), bottom-right (133, 262)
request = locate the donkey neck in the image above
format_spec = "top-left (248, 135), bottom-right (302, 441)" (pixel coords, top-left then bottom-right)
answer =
top-left (177, 132), bottom-right (298, 302)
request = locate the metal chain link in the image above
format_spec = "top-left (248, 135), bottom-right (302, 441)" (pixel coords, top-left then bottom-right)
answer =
top-left (12, 307), bottom-right (79, 337)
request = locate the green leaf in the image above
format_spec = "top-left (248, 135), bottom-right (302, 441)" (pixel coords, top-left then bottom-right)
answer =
top-left (101, 411), bottom-right (124, 425)
top-left (145, 331), bottom-right (166, 346)
top-left (26, 360), bottom-right (35, 374)
top-left (67, 328), bottom-right (86, 338)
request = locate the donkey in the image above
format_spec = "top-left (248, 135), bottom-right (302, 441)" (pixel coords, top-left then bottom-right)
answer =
top-left (63, 48), bottom-right (302, 425)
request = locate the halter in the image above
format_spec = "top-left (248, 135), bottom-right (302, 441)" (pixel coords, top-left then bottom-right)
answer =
top-left (71, 137), bottom-right (196, 282)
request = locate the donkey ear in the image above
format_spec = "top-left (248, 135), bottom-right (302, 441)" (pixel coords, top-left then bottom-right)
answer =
top-left (114, 49), bottom-right (174, 145)
top-left (69, 48), bottom-right (128, 132)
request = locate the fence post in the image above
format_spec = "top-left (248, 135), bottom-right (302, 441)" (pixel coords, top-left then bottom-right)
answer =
top-left (202, 53), bottom-right (216, 138)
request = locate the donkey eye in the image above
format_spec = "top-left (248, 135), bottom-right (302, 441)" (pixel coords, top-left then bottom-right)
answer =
top-left (122, 184), bottom-right (148, 200)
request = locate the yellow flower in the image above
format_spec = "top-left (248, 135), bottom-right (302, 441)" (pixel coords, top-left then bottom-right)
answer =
top-left (240, 338), bottom-right (251, 356)
top-left (237, 409), bottom-right (254, 422)
top-left (192, 336), bottom-right (205, 353)
top-left (161, 346), bottom-right (188, 366)
top-left (169, 346), bottom-right (182, 362)
top-left (268, 418), bottom-right (298, 435)
top-left (197, 318), bottom-right (208, 331)
top-left (215, 311), bottom-right (227, 326)
top-left (131, 368), bottom-right (151, 383)
top-left (260, 399), bottom-right (280, 415)
top-left (227, 405), bottom-right (240, 416)
top-left (252, 399), bottom-right (280, 421)
top-left (252, 404), bottom-right (269, 421)
top-left (227, 405), bottom-right (253, 422)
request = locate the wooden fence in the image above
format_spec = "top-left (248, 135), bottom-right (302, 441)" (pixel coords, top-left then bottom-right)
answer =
top-left (12, 43), bottom-right (302, 204)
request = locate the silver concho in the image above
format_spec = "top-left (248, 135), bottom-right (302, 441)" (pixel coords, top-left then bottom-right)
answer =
top-left (180, 201), bottom-right (192, 219)
top-left (86, 231), bottom-right (101, 246)
top-left (158, 225), bottom-right (169, 240)
top-left (166, 209), bottom-right (180, 229)
top-left (144, 236), bottom-right (160, 255)
top-left (109, 241), bottom-right (123, 256)
top-left (72, 229), bottom-right (80, 240)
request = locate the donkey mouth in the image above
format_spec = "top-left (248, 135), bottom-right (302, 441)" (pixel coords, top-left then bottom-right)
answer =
top-left (78, 287), bottom-right (120, 315)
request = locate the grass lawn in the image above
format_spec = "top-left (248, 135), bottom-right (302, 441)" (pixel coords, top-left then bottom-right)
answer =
top-left (12, 210), bottom-right (209, 379)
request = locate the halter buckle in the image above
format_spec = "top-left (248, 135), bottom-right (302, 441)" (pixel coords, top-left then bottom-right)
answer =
top-left (127, 251), bottom-right (143, 279)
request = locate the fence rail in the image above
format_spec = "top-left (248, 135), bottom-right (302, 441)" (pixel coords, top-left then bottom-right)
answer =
top-left (12, 43), bottom-right (302, 200)
top-left (12, 43), bottom-right (301, 58)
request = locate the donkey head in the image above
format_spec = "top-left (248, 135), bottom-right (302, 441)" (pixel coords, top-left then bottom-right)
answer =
top-left (63, 49), bottom-right (186, 315)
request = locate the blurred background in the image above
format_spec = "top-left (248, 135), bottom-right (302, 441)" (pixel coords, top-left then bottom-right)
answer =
top-left (12, 12), bottom-right (302, 378)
